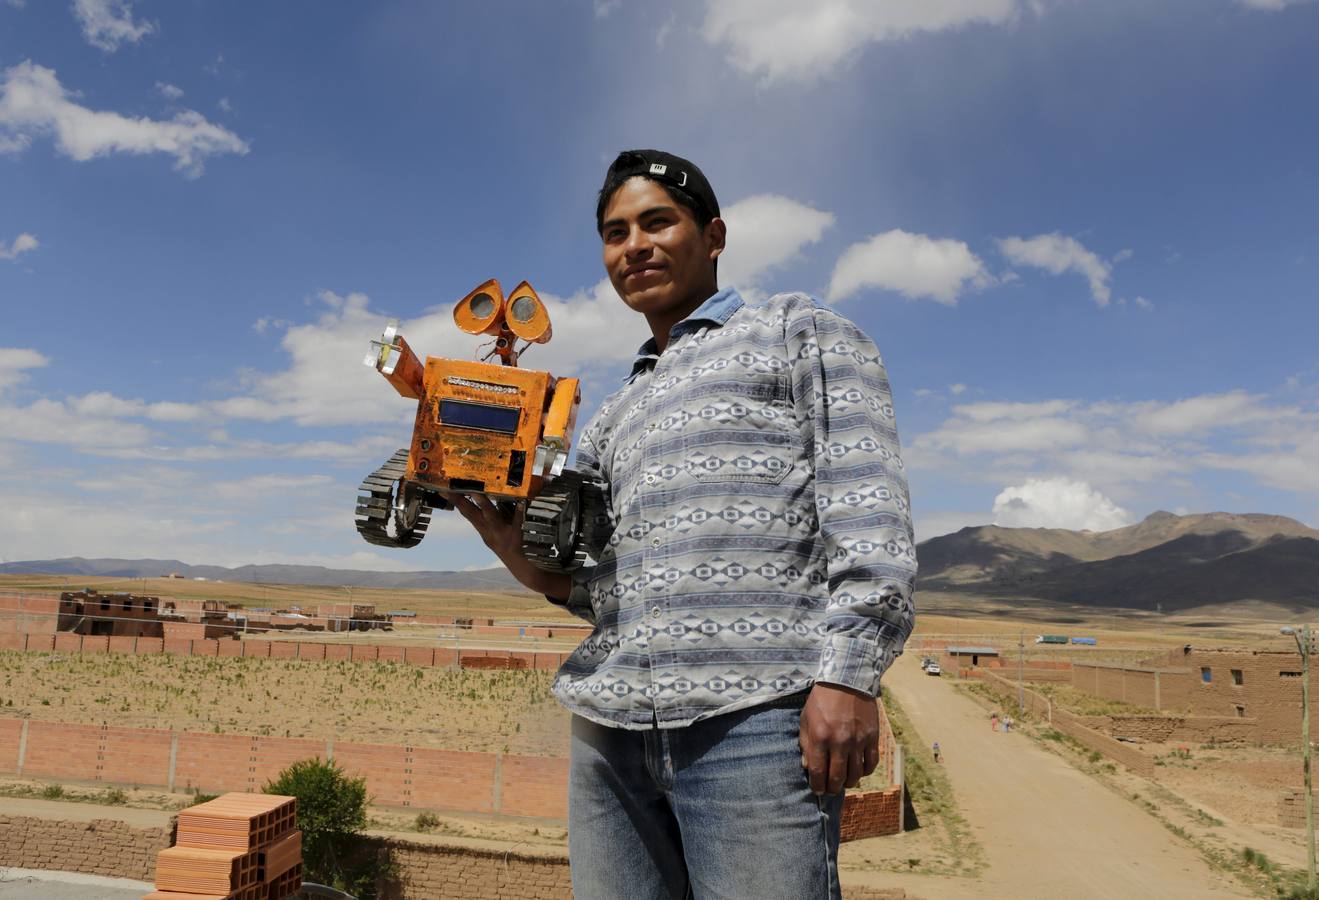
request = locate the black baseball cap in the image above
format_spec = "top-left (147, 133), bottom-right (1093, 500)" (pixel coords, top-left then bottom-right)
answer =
top-left (596, 149), bottom-right (720, 231)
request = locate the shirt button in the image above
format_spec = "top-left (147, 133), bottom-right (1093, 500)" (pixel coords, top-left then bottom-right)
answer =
top-left (650, 537), bottom-right (662, 549)
top-left (645, 474), bottom-right (656, 485)
top-left (651, 606), bottom-right (661, 618)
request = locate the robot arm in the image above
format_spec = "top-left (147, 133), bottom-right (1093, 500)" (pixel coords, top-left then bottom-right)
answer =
top-left (364, 320), bottom-right (425, 399)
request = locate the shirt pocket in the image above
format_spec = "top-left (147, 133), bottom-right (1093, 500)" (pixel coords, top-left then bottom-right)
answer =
top-left (677, 374), bottom-right (799, 485)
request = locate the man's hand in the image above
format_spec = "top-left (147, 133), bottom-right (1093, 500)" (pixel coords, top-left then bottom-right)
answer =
top-left (450, 493), bottom-right (571, 601)
top-left (799, 682), bottom-right (880, 795)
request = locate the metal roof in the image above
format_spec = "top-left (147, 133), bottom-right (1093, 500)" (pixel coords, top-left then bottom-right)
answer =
top-left (945, 646), bottom-right (1001, 655)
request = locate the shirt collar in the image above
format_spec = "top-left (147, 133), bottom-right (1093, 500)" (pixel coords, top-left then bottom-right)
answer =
top-left (626, 288), bottom-right (744, 382)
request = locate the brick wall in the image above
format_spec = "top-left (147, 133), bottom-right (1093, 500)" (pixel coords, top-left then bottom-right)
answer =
top-left (0, 591), bottom-right (60, 634)
top-left (1278, 788), bottom-right (1307, 828)
top-left (1080, 714), bottom-right (1260, 744)
top-left (839, 786), bottom-right (903, 840)
top-left (376, 835), bottom-right (571, 900)
top-left (499, 756), bottom-right (571, 818)
top-left (0, 812), bottom-right (174, 881)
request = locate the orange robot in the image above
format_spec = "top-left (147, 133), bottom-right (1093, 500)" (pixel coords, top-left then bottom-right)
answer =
top-left (356, 279), bottom-right (605, 571)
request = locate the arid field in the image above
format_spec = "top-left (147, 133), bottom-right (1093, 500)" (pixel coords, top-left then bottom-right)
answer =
top-left (0, 650), bottom-right (570, 755)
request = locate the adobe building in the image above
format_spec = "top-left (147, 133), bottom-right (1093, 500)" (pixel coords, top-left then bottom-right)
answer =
top-left (59, 589), bottom-right (165, 638)
top-left (1072, 646), bottom-right (1309, 744)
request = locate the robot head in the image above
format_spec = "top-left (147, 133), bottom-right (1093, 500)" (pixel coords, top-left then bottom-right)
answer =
top-left (454, 278), bottom-right (552, 345)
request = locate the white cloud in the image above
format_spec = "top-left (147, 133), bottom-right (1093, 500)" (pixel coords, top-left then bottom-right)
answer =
top-left (719, 193), bottom-right (835, 293)
top-left (827, 229), bottom-right (990, 304)
top-left (952, 399), bottom-right (1074, 422)
top-left (593, 0), bottom-right (620, 17)
top-left (72, 0), bottom-right (156, 52)
top-left (5, 0), bottom-right (27, 9)
top-left (0, 397), bottom-right (154, 447)
top-left (1237, 0), bottom-right (1316, 8)
top-left (996, 233), bottom-right (1113, 306)
top-left (702, 0), bottom-right (1022, 84)
top-left (0, 232), bottom-right (39, 260)
top-left (1129, 390), bottom-right (1288, 436)
top-left (218, 97), bottom-right (234, 114)
top-left (0, 347), bottom-right (48, 391)
top-left (992, 477), bottom-right (1132, 531)
top-left (948, 383), bottom-right (967, 395)
top-left (155, 81), bottom-right (184, 100)
top-left (0, 61), bottom-right (249, 178)
top-left (220, 194), bottom-right (835, 427)
top-left (915, 415), bottom-right (1088, 455)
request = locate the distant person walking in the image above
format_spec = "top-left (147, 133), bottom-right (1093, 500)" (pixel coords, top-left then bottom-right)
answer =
top-left (991, 712), bottom-right (999, 732)
top-left (932, 741), bottom-right (941, 763)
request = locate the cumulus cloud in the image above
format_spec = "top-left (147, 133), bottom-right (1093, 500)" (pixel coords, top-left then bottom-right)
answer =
top-left (827, 229), bottom-right (990, 304)
top-left (221, 193), bottom-right (836, 426)
top-left (719, 194), bottom-right (835, 294)
top-left (72, 0), bottom-right (155, 52)
top-left (155, 81), bottom-right (184, 100)
top-left (0, 347), bottom-right (49, 391)
top-left (0, 61), bottom-right (249, 177)
top-left (0, 232), bottom-right (38, 261)
top-left (992, 477), bottom-right (1132, 531)
top-left (996, 233), bottom-right (1113, 306)
top-left (702, 0), bottom-right (1022, 84)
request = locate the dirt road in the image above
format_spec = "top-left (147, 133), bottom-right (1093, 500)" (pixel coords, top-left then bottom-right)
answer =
top-left (879, 655), bottom-right (1254, 900)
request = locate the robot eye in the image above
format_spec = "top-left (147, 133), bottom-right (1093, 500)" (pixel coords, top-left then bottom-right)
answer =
top-left (510, 296), bottom-right (537, 323)
top-left (470, 293), bottom-right (496, 319)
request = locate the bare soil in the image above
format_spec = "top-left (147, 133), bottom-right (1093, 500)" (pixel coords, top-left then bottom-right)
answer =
top-left (0, 650), bottom-right (570, 755)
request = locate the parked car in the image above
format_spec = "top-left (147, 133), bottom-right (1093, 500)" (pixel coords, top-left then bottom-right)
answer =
top-left (925, 662), bottom-right (941, 676)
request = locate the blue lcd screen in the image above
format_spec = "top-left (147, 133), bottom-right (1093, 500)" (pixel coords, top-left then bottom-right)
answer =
top-left (439, 399), bottom-right (520, 434)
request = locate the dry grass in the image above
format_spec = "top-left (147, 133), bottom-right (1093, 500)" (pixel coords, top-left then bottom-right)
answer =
top-left (0, 650), bottom-right (570, 756)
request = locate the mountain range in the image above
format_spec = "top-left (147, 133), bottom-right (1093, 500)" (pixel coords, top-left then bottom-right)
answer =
top-left (916, 511), bottom-right (1319, 611)
top-left (3, 511), bottom-right (1317, 611)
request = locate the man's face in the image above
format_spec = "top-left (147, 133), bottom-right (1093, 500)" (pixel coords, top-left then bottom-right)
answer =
top-left (600, 177), bottom-right (724, 321)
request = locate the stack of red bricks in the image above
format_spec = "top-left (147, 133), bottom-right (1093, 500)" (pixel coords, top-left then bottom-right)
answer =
top-left (144, 793), bottom-right (303, 900)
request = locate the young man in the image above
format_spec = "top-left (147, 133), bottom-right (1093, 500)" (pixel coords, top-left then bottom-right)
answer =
top-left (453, 150), bottom-right (917, 899)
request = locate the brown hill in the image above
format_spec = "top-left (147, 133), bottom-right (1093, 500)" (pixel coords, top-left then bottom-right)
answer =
top-left (917, 511), bottom-right (1319, 611)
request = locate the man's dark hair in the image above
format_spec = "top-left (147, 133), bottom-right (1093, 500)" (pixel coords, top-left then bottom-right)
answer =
top-left (595, 149), bottom-right (720, 235)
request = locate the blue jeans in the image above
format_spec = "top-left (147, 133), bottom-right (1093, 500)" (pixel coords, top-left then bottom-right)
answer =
top-left (568, 694), bottom-right (844, 900)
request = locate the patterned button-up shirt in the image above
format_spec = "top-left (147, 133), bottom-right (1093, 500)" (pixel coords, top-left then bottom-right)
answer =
top-left (551, 288), bottom-right (916, 729)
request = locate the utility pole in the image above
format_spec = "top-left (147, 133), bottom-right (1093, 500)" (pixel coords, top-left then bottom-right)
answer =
top-left (1284, 624), bottom-right (1316, 894)
top-left (1018, 630), bottom-right (1025, 714)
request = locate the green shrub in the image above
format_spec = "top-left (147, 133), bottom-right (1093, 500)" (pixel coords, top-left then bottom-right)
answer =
top-left (414, 812), bottom-right (440, 832)
top-left (40, 784), bottom-right (65, 800)
top-left (99, 787), bottom-right (127, 805)
top-left (264, 757), bottom-right (387, 899)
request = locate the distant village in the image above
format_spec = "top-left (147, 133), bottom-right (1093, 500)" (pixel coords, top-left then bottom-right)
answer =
top-left (16, 588), bottom-right (398, 640)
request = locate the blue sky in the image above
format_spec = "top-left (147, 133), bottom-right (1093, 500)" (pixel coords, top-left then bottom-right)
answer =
top-left (1, 0), bottom-right (1317, 571)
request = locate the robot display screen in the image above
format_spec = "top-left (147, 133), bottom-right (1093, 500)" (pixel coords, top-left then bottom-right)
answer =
top-left (439, 399), bottom-right (520, 434)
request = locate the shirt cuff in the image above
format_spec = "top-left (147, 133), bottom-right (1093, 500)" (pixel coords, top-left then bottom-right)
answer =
top-left (815, 624), bottom-right (902, 697)
top-left (547, 565), bottom-right (597, 625)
